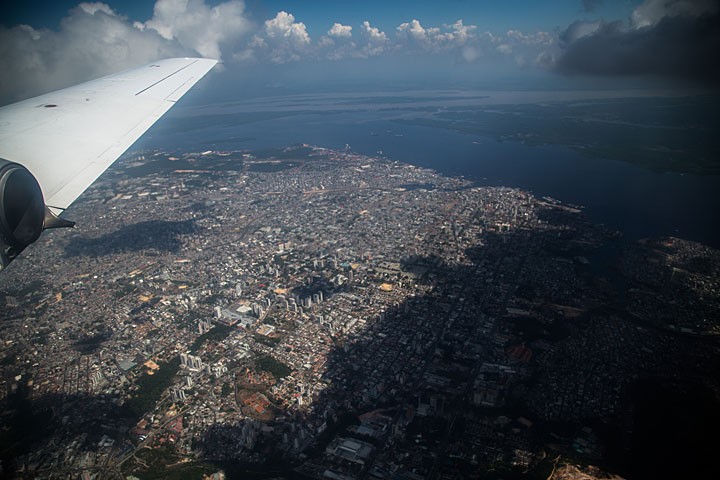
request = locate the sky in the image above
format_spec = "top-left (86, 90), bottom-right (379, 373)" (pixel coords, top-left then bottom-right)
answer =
top-left (0, 1), bottom-right (636, 33)
top-left (0, 0), bottom-right (718, 105)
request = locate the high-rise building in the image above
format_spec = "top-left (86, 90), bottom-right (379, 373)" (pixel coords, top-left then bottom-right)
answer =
top-left (171, 387), bottom-right (186, 402)
top-left (192, 355), bottom-right (203, 370)
top-left (198, 318), bottom-right (211, 334)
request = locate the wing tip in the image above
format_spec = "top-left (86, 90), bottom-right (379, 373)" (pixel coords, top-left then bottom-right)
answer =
top-left (181, 57), bottom-right (219, 64)
top-left (153, 58), bottom-right (219, 69)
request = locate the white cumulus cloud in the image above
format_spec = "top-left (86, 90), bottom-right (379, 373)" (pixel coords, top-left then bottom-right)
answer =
top-left (351, 21), bottom-right (388, 57)
top-left (142, 0), bottom-right (251, 60)
top-left (255, 11), bottom-right (311, 63)
top-left (396, 18), bottom-right (480, 52)
top-left (396, 19), bottom-right (439, 49)
top-left (439, 20), bottom-right (477, 44)
top-left (0, 3), bottom-right (572, 104)
top-left (78, 2), bottom-right (116, 16)
top-left (361, 21), bottom-right (388, 43)
top-left (263, 11), bottom-right (310, 44)
top-left (0, 4), bottom-right (181, 104)
top-left (328, 22), bottom-right (352, 38)
top-left (0, 0), bottom-right (253, 105)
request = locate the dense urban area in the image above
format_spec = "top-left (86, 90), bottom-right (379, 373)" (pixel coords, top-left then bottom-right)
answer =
top-left (1, 145), bottom-right (718, 480)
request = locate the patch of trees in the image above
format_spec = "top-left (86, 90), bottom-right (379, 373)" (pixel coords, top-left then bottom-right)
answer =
top-left (189, 324), bottom-right (234, 353)
top-left (123, 357), bottom-right (180, 418)
top-left (255, 355), bottom-right (291, 379)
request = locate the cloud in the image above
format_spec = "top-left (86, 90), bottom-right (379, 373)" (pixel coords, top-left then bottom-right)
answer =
top-left (440, 20), bottom-right (477, 45)
top-left (556, 0), bottom-right (720, 83)
top-left (253, 11), bottom-right (311, 63)
top-left (560, 20), bottom-right (603, 43)
top-left (460, 45), bottom-right (482, 63)
top-left (0, 4), bottom-right (182, 104)
top-left (395, 18), bottom-right (482, 53)
top-left (263, 11), bottom-right (310, 45)
top-left (0, 2), bottom-right (589, 103)
top-left (78, 2), bottom-right (116, 16)
top-left (582, 0), bottom-right (602, 12)
top-left (316, 23), bottom-right (357, 60)
top-left (452, 27), bottom-right (553, 67)
top-left (396, 19), bottom-right (439, 48)
top-left (631, 0), bottom-right (718, 28)
top-left (141, 0), bottom-right (251, 60)
top-left (0, 0), bottom-right (560, 98)
top-left (0, 0), bottom-right (252, 105)
top-left (327, 23), bottom-right (352, 38)
top-left (395, 19), bottom-right (426, 38)
top-left (505, 29), bottom-right (553, 46)
top-left (361, 21), bottom-right (388, 43)
top-left (355, 21), bottom-right (389, 57)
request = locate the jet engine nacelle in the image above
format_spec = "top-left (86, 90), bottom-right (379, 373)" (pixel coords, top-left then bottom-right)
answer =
top-left (0, 158), bottom-right (74, 270)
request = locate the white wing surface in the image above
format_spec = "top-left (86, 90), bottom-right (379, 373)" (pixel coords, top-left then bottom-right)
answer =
top-left (0, 57), bottom-right (217, 212)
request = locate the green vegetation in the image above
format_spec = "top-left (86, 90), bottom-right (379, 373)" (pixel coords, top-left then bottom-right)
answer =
top-left (253, 145), bottom-right (315, 159)
top-left (255, 355), bottom-right (292, 379)
top-left (32, 329), bottom-right (51, 345)
top-left (113, 281), bottom-right (137, 299)
top-left (124, 445), bottom-right (217, 480)
top-left (247, 161), bottom-right (298, 172)
top-left (272, 254), bottom-right (286, 267)
top-left (253, 334), bottom-right (280, 347)
top-left (221, 383), bottom-right (233, 397)
top-left (73, 332), bottom-right (109, 353)
top-left (2, 280), bottom-right (46, 298)
top-left (198, 294), bottom-right (221, 305)
top-left (189, 324), bottom-right (234, 353)
top-left (123, 357), bottom-right (180, 418)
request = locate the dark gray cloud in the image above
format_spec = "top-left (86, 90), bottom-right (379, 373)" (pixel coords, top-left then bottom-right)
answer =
top-left (555, 11), bottom-right (720, 84)
top-left (582, 0), bottom-right (602, 12)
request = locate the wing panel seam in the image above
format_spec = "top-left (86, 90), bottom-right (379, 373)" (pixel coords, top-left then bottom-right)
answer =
top-left (134, 59), bottom-right (199, 96)
top-left (165, 76), bottom-right (194, 101)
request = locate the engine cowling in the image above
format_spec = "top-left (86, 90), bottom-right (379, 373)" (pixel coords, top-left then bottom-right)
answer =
top-left (0, 158), bottom-right (46, 268)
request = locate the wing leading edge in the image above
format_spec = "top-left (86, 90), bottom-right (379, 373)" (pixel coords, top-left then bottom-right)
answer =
top-left (0, 57), bottom-right (217, 269)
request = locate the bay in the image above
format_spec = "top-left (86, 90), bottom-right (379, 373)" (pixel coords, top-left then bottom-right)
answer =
top-left (134, 94), bottom-right (720, 248)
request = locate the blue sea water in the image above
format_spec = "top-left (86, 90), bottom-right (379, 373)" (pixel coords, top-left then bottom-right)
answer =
top-left (134, 97), bottom-right (720, 248)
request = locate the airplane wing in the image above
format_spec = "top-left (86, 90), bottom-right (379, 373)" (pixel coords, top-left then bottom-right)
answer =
top-left (0, 57), bottom-right (218, 270)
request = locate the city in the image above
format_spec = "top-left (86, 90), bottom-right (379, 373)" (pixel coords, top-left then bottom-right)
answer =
top-left (1, 145), bottom-right (718, 479)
